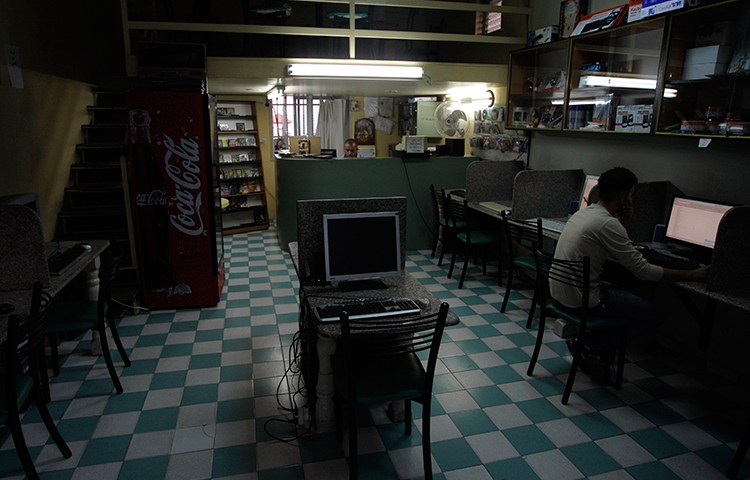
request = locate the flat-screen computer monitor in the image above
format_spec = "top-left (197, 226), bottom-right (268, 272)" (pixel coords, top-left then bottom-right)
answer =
top-left (323, 211), bottom-right (401, 291)
top-left (320, 148), bottom-right (336, 157)
top-left (665, 196), bottom-right (733, 250)
top-left (578, 175), bottom-right (599, 210)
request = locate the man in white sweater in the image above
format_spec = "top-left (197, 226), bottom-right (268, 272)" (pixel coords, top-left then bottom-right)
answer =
top-left (551, 167), bottom-right (709, 381)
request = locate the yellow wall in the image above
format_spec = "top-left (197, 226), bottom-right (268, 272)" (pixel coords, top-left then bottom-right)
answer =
top-left (0, 70), bottom-right (91, 240)
top-left (348, 96), bottom-right (403, 157)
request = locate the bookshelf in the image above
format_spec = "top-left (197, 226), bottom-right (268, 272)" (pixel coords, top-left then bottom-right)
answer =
top-left (216, 100), bottom-right (269, 234)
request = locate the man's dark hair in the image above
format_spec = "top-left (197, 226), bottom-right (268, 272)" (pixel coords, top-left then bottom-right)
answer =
top-left (597, 167), bottom-right (638, 202)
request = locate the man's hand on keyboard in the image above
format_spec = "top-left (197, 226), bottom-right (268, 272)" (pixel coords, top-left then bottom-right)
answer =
top-left (663, 263), bottom-right (710, 282)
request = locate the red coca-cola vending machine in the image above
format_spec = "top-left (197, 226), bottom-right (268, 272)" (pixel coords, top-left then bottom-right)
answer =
top-left (126, 81), bottom-right (225, 309)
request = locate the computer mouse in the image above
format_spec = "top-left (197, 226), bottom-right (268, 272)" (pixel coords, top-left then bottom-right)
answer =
top-left (76, 242), bottom-right (93, 252)
top-left (633, 243), bottom-right (647, 251)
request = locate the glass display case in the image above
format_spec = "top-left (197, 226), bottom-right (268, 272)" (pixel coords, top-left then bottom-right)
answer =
top-left (507, 41), bottom-right (570, 130)
top-left (657, 0), bottom-right (750, 138)
top-left (567, 18), bottom-right (665, 133)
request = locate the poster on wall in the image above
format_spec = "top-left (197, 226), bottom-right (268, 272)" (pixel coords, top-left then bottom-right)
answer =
top-left (354, 118), bottom-right (375, 145)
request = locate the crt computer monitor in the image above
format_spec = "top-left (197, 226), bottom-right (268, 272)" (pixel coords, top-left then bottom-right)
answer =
top-left (578, 175), bottom-right (599, 210)
top-left (665, 196), bottom-right (733, 250)
top-left (323, 211), bottom-right (401, 290)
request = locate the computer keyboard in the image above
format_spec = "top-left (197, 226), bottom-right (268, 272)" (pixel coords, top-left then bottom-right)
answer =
top-left (47, 244), bottom-right (88, 276)
top-left (641, 247), bottom-right (700, 270)
top-left (314, 297), bottom-right (422, 323)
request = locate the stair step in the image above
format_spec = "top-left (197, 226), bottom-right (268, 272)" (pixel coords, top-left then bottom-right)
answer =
top-left (92, 90), bottom-right (125, 107)
top-left (64, 184), bottom-right (125, 209)
top-left (82, 125), bottom-right (127, 144)
top-left (87, 106), bottom-right (126, 125)
top-left (71, 162), bottom-right (122, 184)
top-left (57, 207), bottom-right (128, 238)
top-left (75, 144), bottom-right (124, 164)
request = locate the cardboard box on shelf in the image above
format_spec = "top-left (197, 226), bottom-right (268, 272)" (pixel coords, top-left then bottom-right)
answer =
top-left (527, 26), bottom-right (560, 47)
top-left (684, 62), bottom-right (728, 80)
top-left (683, 45), bottom-right (733, 80)
top-left (684, 45), bottom-right (733, 65)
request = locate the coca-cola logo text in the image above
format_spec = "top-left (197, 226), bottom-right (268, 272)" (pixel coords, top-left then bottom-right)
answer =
top-left (136, 190), bottom-right (167, 206)
top-left (163, 134), bottom-right (205, 236)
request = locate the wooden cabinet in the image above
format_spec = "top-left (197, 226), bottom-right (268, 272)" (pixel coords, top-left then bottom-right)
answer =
top-left (507, 40), bottom-right (569, 130)
top-left (508, 0), bottom-right (750, 139)
top-left (567, 18), bottom-right (664, 133)
top-left (658, 0), bottom-right (750, 138)
top-left (215, 100), bottom-right (269, 234)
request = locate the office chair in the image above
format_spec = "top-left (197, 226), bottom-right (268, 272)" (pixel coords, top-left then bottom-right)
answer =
top-left (444, 193), bottom-right (502, 289)
top-left (528, 234), bottom-right (629, 405)
top-left (44, 247), bottom-right (131, 396)
top-left (1, 283), bottom-right (72, 479)
top-left (500, 211), bottom-right (540, 328)
top-left (334, 302), bottom-right (450, 480)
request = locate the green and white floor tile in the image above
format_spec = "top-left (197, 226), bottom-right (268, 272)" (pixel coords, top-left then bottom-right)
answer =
top-left (1, 225), bottom-right (749, 479)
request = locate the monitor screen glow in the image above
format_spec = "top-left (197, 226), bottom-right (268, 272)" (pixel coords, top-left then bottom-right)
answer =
top-left (665, 196), bottom-right (732, 249)
top-left (323, 211), bottom-right (401, 283)
top-left (579, 175), bottom-right (599, 210)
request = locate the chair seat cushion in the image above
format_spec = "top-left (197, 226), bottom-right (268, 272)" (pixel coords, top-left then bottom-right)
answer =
top-left (547, 299), bottom-right (626, 332)
top-left (352, 352), bottom-right (426, 405)
top-left (513, 254), bottom-right (536, 271)
top-left (456, 230), bottom-right (497, 245)
top-left (44, 300), bottom-right (102, 333)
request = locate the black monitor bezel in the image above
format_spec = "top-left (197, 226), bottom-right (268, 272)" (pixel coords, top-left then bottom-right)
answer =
top-left (663, 194), bottom-right (734, 252)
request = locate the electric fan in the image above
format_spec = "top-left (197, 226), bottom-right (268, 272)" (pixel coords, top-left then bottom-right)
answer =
top-left (434, 101), bottom-right (469, 138)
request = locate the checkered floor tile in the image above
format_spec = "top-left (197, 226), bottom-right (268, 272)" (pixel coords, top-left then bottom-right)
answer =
top-left (1, 224), bottom-right (749, 479)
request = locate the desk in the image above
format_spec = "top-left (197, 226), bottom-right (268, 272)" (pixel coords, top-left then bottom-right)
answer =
top-left (0, 239), bottom-right (109, 345)
top-left (288, 242), bottom-right (460, 426)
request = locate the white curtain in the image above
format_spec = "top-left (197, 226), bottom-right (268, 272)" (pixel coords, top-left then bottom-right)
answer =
top-left (317, 98), bottom-right (348, 157)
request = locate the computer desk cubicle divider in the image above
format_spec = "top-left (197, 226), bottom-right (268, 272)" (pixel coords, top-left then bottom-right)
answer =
top-left (296, 196), bottom-right (408, 286)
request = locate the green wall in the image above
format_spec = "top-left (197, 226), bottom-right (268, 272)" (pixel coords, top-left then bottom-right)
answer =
top-left (275, 156), bottom-right (477, 252)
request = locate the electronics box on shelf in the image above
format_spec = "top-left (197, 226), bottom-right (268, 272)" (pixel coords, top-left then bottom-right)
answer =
top-left (560, 0), bottom-right (588, 38)
top-left (571, 4), bottom-right (627, 36)
top-left (627, 0), bottom-right (642, 23)
top-left (614, 104), bottom-right (653, 132)
top-left (527, 26), bottom-right (560, 47)
top-left (683, 45), bottom-right (733, 80)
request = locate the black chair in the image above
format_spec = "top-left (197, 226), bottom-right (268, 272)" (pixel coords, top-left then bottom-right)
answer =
top-left (429, 184), bottom-right (446, 261)
top-left (334, 302), bottom-right (450, 480)
top-left (1, 283), bottom-right (72, 479)
top-left (435, 188), bottom-right (464, 267)
top-left (500, 211), bottom-right (541, 327)
top-left (444, 193), bottom-right (502, 289)
top-left (528, 237), bottom-right (629, 405)
top-left (44, 247), bottom-right (130, 395)
top-left (728, 414), bottom-right (750, 479)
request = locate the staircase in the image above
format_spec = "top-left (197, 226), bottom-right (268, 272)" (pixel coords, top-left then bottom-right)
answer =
top-left (56, 86), bottom-right (137, 293)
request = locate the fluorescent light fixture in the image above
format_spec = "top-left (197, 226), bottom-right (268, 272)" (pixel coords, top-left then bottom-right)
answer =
top-left (579, 75), bottom-right (658, 90)
top-left (286, 63), bottom-right (423, 79)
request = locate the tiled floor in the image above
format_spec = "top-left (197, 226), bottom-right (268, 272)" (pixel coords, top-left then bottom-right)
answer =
top-left (1, 225), bottom-right (749, 479)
